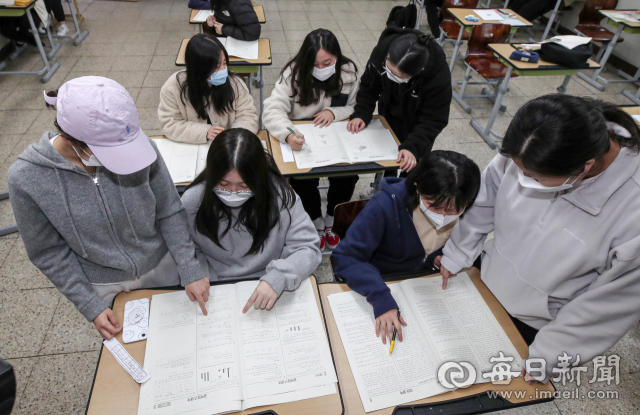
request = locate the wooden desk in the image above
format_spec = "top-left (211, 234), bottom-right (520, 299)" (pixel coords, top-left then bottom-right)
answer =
top-left (268, 115), bottom-right (401, 179)
top-left (623, 106), bottom-right (640, 117)
top-left (189, 5), bottom-right (265, 24)
top-left (468, 43), bottom-right (600, 149)
top-left (578, 9), bottom-right (640, 92)
top-left (86, 276), bottom-right (344, 415)
top-left (318, 268), bottom-right (556, 415)
top-left (0, 0), bottom-right (60, 83)
top-left (445, 8), bottom-right (532, 72)
top-left (151, 131), bottom-right (269, 191)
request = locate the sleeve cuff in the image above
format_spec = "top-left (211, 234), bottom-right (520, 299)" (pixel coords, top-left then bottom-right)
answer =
top-left (441, 255), bottom-right (464, 275)
top-left (79, 294), bottom-right (110, 322)
top-left (179, 262), bottom-right (208, 286)
top-left (369, 290), bottom-right (399, 319)
top-left (260, 272), bottom-right (286, 296)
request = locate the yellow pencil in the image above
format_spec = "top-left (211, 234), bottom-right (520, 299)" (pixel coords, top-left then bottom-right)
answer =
top-left (389, 310), bottom-right (401, 354)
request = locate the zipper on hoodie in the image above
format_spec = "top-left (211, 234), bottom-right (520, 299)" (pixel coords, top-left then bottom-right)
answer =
top-left (90, 169), bottom-right (140, 278)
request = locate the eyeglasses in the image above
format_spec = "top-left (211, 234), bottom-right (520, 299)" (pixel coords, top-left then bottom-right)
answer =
top-left (213, 188), bottom-right (253, 196)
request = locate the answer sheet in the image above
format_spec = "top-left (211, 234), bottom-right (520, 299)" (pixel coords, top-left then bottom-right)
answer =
top-left (474, 9), bottom-right (504, 21)
top-left (138, 279), bottom-right (337, 415)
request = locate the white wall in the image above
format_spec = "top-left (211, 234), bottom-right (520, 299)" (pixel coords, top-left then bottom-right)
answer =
top-left (559, 0), bottom-right (640, 72)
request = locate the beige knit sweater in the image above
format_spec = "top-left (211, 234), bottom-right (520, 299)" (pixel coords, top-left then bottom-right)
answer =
top-left (158, 71), bottom-right (259, 144)
top-left (262, 63), bottom-right (360, 142)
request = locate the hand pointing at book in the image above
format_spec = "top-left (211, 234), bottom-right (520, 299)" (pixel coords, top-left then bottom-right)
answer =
top-left (243, 280), bottom-right (278, 312)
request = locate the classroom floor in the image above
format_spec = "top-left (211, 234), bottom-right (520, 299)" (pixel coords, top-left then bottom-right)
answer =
top-left (0, 0), bottom-right (639, 413)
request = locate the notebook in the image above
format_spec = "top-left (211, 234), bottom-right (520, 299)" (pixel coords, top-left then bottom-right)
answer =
top-left (328, 272), bottom-right (522, 412)
top-left (282, 119), bottom-right (399, 169)
top-left (192, 9), bottom-right (215, 22)
top-left (154, 138), bottom-right (268, 183)
top-left (137, 279), bottom-right (338, 415)
top-left (219, 37), bottom-right (259, 60)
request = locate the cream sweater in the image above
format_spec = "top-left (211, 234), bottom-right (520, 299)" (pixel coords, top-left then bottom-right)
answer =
top-left (262, 63), bottom-right (360, 142)
top-left (158, 71), bottom-right (259, 144)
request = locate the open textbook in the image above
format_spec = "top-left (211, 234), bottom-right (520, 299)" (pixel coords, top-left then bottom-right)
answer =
top-left (328, 273), bottom-right (522, 412)
top-left (284, 119), bottom-right (399, 169)
top-left (218, 37), bottom-right (259, 60)
top-left (153, 139), bottom-right (210, 183)
top-left (138, 279), bottom-right (338, 415)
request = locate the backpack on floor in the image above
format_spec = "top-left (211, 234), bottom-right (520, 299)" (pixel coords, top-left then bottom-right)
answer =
top-left (387, 0), bottom-right (418, 29)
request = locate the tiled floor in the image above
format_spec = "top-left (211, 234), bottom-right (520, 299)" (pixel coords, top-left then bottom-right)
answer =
top-left (0, 0), bottom-right (638, 413)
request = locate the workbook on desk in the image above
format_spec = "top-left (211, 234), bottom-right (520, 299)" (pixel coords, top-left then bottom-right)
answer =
top-left (192, 9), bottom-right (215, 22)
top-left (153, 139), bottom-right (210, 183)
top-left (219, 37), bottom-right (259, 60)
top-left (328, 272), bottom-right (522, 413)
top-left (285, 119), bottom-right (398, 169)
top-left (138, 278), bottom-right (338, 415)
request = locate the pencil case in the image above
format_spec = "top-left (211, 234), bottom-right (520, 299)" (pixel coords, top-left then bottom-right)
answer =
top-left (509, 50), bottom-right (539, 63)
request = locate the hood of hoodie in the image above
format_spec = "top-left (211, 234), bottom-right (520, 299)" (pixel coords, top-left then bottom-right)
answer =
top-left (19, 132), bottom-right (91, 173)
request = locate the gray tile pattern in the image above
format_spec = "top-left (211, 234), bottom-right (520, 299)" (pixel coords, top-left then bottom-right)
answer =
top-left (0, 0), bottom-right (638, 413)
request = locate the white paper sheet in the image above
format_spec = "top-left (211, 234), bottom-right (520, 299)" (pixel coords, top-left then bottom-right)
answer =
top-left (292, 123), bottom-right (350, 169)
top-left (632, 114), bottom-right (640, 123)
top-left (104, 338), bottom-right (151, 384)
top-left (192, 9), bottom-right (215, 22)
top-left (501, 18), bottom-right (528, 27)
top-left (222, 37), bottom-right (259, 60)
top-left (154, 139), bottom-right (210, 184)
top-left (474, 9), bottom-right (504, 21)
top-left (235, 279), bottom-right (338, 399)
top-left (328, 288), bottom-right (448, 412)
top-left (279, 141), bottom-right (295, 162)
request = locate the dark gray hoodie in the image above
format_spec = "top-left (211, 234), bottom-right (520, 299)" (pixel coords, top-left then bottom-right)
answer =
top-left (8, 132), bottom-right (206, 322)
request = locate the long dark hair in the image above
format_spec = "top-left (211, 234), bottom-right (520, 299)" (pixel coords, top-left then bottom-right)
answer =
top-left (186, 128), bottom-right (297, 255)
top-left (180, 34), bottom-right (237, 119)
top-left (500, 94), bottom-right (640, 176)
top-left (387, 32), bottom-right (432, 77)
top-left (280, 29), bottom-right (357, 107)
top-left (405, 150), bottom-right (481, 213)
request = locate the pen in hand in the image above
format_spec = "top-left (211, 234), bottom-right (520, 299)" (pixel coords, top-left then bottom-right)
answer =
top-left (286, 127), bottom-right (310, 149)
top-left (389, 310), bottom-right (401, 354)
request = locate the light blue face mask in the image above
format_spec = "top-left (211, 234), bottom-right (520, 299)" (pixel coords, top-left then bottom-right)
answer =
top-left (208, 67), bottom-right (228, 86)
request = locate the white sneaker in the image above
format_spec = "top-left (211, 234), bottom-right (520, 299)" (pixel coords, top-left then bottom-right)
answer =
top-left (56, 24), bottom-right (69, 36)
top-left (38, 24), bottom-right (46, 35)
top-left (359, 184), bottom-right (380, 200)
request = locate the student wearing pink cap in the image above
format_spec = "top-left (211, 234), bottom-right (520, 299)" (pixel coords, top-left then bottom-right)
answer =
top-left (8, 76), bottom-right (211, 340)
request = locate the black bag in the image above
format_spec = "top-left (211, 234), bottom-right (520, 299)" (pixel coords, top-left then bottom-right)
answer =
top-left (538, 42), bottom-right (593, 69)
top-left (386, 0), bottom-right (418, 29)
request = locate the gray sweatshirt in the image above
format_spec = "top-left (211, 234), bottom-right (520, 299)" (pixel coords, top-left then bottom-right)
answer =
top-left (181, 183), bottom-right (322, 295)
top-left (441, 148), bottom-right (640, 381)
top-left (8, 132), bottom-right (207, 322)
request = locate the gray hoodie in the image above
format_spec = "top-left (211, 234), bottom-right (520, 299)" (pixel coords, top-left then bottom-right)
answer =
top-left (8, 132), bottom-right (206, 322)
top-left (181, 183), bottom-right (322, 295)
top-left (441, 148), bottom-right (640, 381)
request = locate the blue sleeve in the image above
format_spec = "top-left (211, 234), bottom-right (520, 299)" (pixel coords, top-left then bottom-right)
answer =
top-left (188, 0), bottom-right (212, 10)
top-left (331, 199), bottom-right (399, 318)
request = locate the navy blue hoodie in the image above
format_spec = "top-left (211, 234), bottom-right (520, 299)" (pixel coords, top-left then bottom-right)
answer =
top-left (332, 178), bottom-right (442, 318)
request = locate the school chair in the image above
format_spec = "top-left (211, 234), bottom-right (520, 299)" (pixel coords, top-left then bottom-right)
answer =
top-left (452, 23), bottom-right (516, 114)
top-left (575, 0), bottom-right (623, 64)
top-left (329, 199), bottom-right (370, 279)
top-left (438, 0), bottom-right (478, 45)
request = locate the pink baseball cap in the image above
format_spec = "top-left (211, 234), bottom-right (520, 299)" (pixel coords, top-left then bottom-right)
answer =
top-left (43, 76), bottom-right (157, 175)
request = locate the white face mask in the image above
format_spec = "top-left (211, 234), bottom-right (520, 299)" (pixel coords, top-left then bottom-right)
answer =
top-left (72, 146), bottom-right (102, 167)
top-left (214, 188), bottom-right (254, 207)
top-left (517, 168), bottom-right (583, 193)
top-left (419, 199), bottom-right (462, 230)
top-left (312, 60), bottom-right (336, 81)
top-left (384, 62), bottom-right (410, 84)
